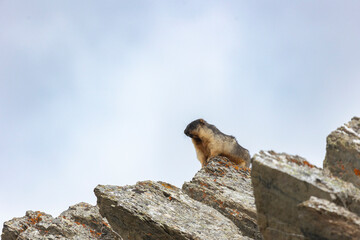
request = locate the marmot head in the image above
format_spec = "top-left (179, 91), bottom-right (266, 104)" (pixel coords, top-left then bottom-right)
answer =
top-left (184, 119), bottom-right (207, 138)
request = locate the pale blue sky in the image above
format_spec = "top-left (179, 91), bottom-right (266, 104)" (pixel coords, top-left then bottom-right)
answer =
top-left (1, 0), bottom-right (360, 229)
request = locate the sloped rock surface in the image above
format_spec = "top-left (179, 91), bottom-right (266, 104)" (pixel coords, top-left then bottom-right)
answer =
top-left (182, 157), bottom-right (261, 239)
top-left (1, 202), bottom-right (121, 240)
top-left (95, 181), bottom-right (250, 240)
top-left (324, 117), bottom-right (360, 188)
top-left (298, 196), bottom-right (360, 240)
top-left (251, 150), bottom-right (360, 240)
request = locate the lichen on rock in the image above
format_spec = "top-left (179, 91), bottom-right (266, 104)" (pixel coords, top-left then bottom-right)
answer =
top-left (4, 116), bottom-right (360, 240)
top-left (1, 202), bottom-right (121, 240)
top-left (183, 156), bottom-right (261, 239)
top-left (94, 181), bottom-right (250, 240)
top-left (251, 150), bottom-right (360, 239)
top-left (324, 116), bottom-right (360, 189)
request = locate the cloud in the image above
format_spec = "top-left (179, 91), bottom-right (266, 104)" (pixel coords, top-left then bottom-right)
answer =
top-left (1, 0), bottom-right (360, 231)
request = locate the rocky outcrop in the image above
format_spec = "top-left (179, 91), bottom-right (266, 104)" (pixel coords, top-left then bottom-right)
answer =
top-left (324, 116), bottom-right (360, 188)
top-left (251, 150), bottom-right (360, 240)
top-left (94, 181), bottom-right (250, 240)
top-left (1, 202), bottom-right (121, 240)
top-left (182, 157), bottom-right (261, 239)
top-left (298, 196), bottom-right (360, 240)
top-left (4, 116), bottom-right (360, 240)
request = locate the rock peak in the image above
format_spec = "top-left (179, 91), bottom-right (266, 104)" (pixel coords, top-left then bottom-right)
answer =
top-left (3, 117), bottom-right (360, 240)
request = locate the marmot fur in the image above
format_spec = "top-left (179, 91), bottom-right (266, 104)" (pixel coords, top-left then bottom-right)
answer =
top-left (184, 119), bottom-right (250, 167)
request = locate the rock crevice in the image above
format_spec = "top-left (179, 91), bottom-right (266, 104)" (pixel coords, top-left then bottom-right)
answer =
top-left (3, 116), bottom-right (360, 240)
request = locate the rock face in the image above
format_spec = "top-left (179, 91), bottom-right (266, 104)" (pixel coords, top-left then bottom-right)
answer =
top-left (324, 116), bottom-right (360, 188)
top-left (298, 196), bottom-right (360, 240)
top-left (1, 202), bottom-right (121, 240)
top-left (4, 116), bottom-right (360, 240)
top-left (94, 181), bottom-right (250, 240)
top-left (251, 150), bottom-right (360, 240)
top-left (182, 157), bottom-right (261, 239)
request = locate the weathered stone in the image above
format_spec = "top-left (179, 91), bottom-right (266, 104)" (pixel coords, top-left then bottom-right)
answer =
top-left (182, 156), bottom-right (261, 239)
top-left (251, 150), bottom-right (360, 240)
top-left (324, 116), bottom-right (360, 189)
top-left (2, 211), bottom-right (53, 240)
top-left (298, 196), bottom-right (360, 240)
top-left (94, 181), bottom-right (250, 240)
top-left (1, 202), bottom-right (121, 240)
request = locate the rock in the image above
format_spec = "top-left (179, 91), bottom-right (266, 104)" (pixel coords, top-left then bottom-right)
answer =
top-left (94, 181), bottom-right (250, 240)
top-left (2, 211), bottom-right (51, 240)
top-left (182, 156), bottom-right (261, 239)
top-left (298, 196), bottom-right (360, 240)
top-left (1, 202), bottom-right (121, 240)
top-left (251, 150), bottom-right (360, 240)
top-left (324, 116), bottom-right (360, 188)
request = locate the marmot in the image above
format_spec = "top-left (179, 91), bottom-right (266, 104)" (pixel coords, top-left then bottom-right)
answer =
top-left (184, 119), bottom-right (250, 167)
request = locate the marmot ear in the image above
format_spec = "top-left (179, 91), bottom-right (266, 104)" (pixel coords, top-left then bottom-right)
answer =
top-left (199, 119), bottom-right (205, 124)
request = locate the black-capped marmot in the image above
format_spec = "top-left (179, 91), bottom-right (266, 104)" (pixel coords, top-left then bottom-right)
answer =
top-left (184, 119), bottom-right (250, 167)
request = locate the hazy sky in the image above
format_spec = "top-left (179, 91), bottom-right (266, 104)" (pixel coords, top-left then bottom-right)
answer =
top-left (1, 0), bottom-right (360, 229)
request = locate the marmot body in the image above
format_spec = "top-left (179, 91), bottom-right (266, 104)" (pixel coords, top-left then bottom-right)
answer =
top-left (184, 119), bottom-right (250, 167)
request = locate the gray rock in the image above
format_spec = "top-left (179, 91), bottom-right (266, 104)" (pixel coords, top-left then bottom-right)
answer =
top-left (182, 156), bottom-right (261, 239)
top-left (324, 117), bottom-right (360, 189)
top-left (251, 150), bottom-right (360, 240)
top-left (298, 196), bottom-right (360, 240)
top-left (94, 181), bottom-right (250, 240)
top-left (1, 202), bottom-right (121, 240)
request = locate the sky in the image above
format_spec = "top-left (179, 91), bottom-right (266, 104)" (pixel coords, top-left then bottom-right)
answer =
top-left (1, 0), bottom-right (360, 230)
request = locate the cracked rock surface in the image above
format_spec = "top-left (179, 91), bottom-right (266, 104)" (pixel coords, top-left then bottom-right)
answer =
top-left (251, 150), bottom-right (360, 240)
top-left (324, 116), bottom-right (360, 189)
top-left (183, 157), bottom-right (261, 239)
top-left (94, 181), bottom-right (250, 240)
top-left (298, 196), bottom-right (360, 240)
top-left (4, 116), bottom-right (360, 240)
top-left (1, 202), bottom-right (121, 240)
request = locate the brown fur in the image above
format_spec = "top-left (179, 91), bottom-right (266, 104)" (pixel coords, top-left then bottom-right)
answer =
top-left (184, 119), bottom-right (250, 167)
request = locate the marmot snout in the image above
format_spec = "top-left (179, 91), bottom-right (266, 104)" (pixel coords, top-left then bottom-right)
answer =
top-left (184, 119), bottom-right (250, 167)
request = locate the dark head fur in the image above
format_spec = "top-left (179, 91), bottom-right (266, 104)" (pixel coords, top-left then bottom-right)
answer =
top-left (184, 119), bottom-right (207, 138)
